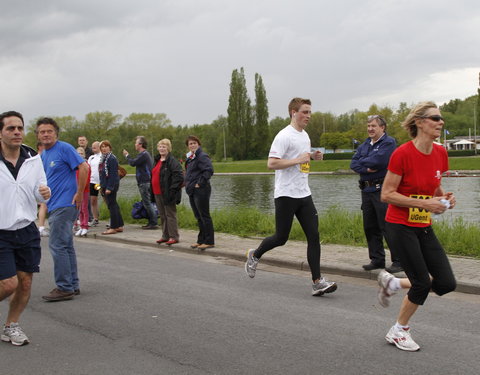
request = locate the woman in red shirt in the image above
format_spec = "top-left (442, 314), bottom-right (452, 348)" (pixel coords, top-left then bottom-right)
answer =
top-left (151, 139), bottom-right (184, 245)
top-left (378, 101), bottom-right (457, 352)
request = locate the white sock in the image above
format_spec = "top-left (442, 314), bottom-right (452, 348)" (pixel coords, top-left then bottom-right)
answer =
top-left (389, 277), bottom-right (401, 292)
top-left (395, 322), bottom-right (409, 330)
top-left (39, 226), bottom-right (45, 231)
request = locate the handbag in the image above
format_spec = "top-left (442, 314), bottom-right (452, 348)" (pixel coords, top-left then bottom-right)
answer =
top-left (118, 165), bottom-right (127, 179)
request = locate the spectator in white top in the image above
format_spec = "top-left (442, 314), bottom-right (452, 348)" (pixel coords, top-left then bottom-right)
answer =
top-left (87, 141), bottom-right (102, 226)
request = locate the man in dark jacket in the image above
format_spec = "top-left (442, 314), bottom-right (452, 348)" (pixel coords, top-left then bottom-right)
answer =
top-left (350, 115), bottom-right (402, 273)
top-left (123, 136), bottom-right (158, 229)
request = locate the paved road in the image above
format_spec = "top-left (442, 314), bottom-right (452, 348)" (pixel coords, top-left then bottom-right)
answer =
top-left (2, 238), bottom-right (479, 374)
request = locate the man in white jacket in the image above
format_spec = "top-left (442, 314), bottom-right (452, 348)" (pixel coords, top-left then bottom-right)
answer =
top-left (0, 111), bottom-right (50, 346)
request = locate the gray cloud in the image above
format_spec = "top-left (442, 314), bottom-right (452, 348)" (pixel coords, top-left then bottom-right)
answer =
top-left (1, 0), bottom-right (479, 126)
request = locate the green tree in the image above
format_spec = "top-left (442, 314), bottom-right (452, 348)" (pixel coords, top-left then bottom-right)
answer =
top-left (227, 67), bottom-right (253, 160)
top-left (320, 132), bottom-right (350, 152)
top-left (84, 111), bottom-right (122, 141)
top-left (268, 116), bottom-right (289, 144)
top-left (253, 73), bottom-right (269, 158)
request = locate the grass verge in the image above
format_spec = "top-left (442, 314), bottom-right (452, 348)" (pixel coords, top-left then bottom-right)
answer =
top-left (101, 198), bottom-right (480, 258)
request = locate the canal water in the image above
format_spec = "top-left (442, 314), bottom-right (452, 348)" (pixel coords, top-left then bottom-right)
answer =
top-left (118, 174), bottom-right (480, 223)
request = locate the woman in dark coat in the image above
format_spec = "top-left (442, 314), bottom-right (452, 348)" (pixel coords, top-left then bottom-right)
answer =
top-left (184, 135), bottom-right (214, 250)
top-left (151, 138), bottom-right (184, 245)
top-left (99, 140), bottom-right (124, 235)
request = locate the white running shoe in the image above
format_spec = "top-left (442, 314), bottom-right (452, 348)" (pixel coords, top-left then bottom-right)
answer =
top-left (312, 277), bottom-right (337, 296)
top-left (385, 325), bottom-right (420, 351)
top-left (74, 228), bottom-right (83, 237)
top-left (1, 323), bottom-right (29, 346)
top-left (377, 270), bottom-right (396, 308)
top-left (245, 249), bottom-right (259, 278)
top-left (80, 228), bottom-right (88, 237)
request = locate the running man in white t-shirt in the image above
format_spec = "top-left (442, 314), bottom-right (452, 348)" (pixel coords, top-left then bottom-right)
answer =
top-left (245, 98), bottom-right (337, 296)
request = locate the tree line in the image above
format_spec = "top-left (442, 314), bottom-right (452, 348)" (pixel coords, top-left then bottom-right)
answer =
top-left (23, 68), bottom-right (480, 160)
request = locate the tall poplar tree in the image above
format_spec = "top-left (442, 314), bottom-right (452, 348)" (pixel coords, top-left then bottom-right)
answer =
top-left (253, 73), bottom-right (269, 158)
top-left (227, 67), bottom-right (252, 160)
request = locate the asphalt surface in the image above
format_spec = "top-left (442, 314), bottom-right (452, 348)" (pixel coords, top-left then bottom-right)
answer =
top-left (2, 238), bottom-right (479, 375)
top-left (89, 221), bottom-right (480, 295)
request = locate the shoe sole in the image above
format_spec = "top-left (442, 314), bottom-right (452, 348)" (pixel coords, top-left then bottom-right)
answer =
top-left (377, 287), bottom-right (390, 308)
top-left (1, 335), bottom-right (29, 346)
top-left (245, 249), bottom-right (256, 278)
top-left (42, 295), bottom-right (74, 302)
top-left (385, 335), bottom-right (420, 351)
top-left (312, 283), bottom-right (338, 296)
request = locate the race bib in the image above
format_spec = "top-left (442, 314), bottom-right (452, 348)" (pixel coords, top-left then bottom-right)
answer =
top-left (408, 194), bottom-right (432, 224)
top-left (300, 162), bottom-right (310, 173)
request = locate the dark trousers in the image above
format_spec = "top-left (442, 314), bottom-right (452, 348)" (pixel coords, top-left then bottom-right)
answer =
top-left (361, 190), bottom-right (399, 266)
top-left (188, 184), bottom-right (214, 245)
top-left (104, 190), bottom-right (124, 229)
top-left (385, 223), bottom-right (456, 305)
top-left (254, 196), bottom-right (321, 281)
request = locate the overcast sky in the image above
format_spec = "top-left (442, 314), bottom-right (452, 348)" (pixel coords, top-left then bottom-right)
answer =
top-left (1, 0), bottom-right (479, 126)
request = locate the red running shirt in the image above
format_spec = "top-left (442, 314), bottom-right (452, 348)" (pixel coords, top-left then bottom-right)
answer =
top-left (385, 141), bottom-right (448, 227)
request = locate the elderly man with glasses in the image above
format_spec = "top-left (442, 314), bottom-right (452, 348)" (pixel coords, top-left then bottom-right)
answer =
top-left (350, 115), bottom-right (402, 273)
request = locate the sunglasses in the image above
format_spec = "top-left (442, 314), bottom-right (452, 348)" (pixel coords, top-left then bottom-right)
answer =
top-left (419, 115), bottom-right (444, 122)
top-left (367, 114), bottom-right (386, 126)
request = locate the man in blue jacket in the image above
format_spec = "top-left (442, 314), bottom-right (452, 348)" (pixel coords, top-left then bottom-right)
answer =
top-left (350, 115), bottom-right (402, 273)
top-left (123, 136), bottom-right (158, 229)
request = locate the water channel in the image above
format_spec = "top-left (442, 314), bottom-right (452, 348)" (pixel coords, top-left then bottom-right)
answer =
top-left (118, 174), bottom-right (480, 224)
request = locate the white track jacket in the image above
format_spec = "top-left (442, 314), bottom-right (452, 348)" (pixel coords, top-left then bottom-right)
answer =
top-left (0, 146), bottom-right (49, 231)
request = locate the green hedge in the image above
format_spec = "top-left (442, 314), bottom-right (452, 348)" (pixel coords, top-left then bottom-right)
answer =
top-left (323, 152), bottom-right (355, 160)
top-left (447, 150), bottom-right (476, 157)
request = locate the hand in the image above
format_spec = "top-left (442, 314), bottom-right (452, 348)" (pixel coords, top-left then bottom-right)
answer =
top-left (105, 189), bottom-right (112, 195)
top-left (297, 152), bottom-right (311, 164)
top-left (122, 149), bottom-right (129, 157)
top-left (311, 150), bottom-right (323, 161)
top-left (39, 184), bottom-right (51, 200)
top-left (444, 192), bottom-right (456, 209)
top-left (72, 192), bottom-right (83, 209)
top-left (367, 168), bottom-right (378, 173)
top-left (424, 197), bottom-right (449, 214)
top-left (195, 183), bottom-right (200, 188)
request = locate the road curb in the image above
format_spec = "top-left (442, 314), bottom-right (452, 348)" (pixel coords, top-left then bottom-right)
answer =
top-left (90, 233), bottom-right (480, 295)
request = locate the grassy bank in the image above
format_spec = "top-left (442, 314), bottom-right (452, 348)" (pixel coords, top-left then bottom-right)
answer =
top-left (120, 156), bottom-right (478, 174)
top-left (101, 198), bottom-right (480, 258)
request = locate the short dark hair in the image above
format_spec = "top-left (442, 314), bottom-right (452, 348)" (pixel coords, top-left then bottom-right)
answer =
top-left (99, 139), bottom-right (112, 150)
top-left (136, 136), bottom-right (147, 149)
top-left (0, 110), bottom-right (24, 131)
top-left (185, 135), bottom-right (201, 146)
top-left (36, 117), bottom-right (59, 135)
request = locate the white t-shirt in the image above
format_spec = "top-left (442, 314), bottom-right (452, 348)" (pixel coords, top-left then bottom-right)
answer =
top-left (269, 124), bottom-right (311, 199)
top-left (88, 153), bottom-right (102, 184)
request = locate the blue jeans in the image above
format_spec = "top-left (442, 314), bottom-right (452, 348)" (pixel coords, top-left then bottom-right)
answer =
top-left (138, 183), bottom-right (157, 226)
top-left (48, 206), bottom-right (79, 292)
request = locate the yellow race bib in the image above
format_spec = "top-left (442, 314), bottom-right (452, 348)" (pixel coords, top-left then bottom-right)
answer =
top-left (408, 194), bottom-right (432, 224)
top-left (300, 162), bottom-right (310, 173)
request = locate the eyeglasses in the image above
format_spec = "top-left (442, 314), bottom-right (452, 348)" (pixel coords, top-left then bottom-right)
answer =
top-left (367, 115), bottom-right (386, 126)
top-left (419, 115), bottom-right (444, 122)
